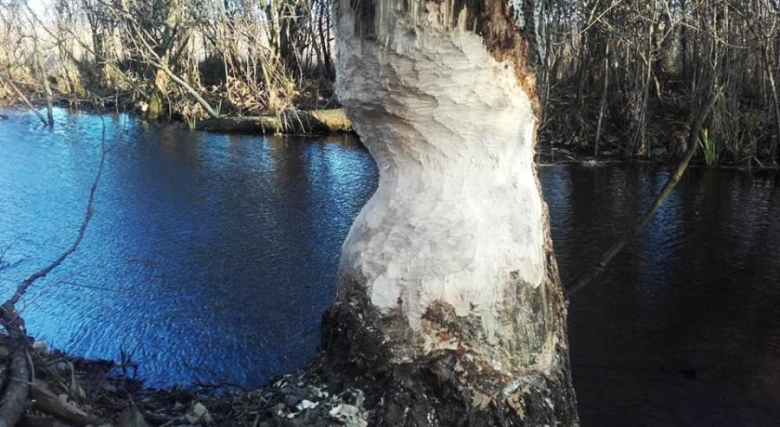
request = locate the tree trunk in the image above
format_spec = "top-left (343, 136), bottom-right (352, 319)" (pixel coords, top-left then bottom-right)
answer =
top-left (33, 46), bottom-right (54, 126)
top-left (147, 55), bottom-right (171, 122)
top-left (595, 43), bottom-right (611, 157)
top-left (320, 1), bottom-right (578, 425)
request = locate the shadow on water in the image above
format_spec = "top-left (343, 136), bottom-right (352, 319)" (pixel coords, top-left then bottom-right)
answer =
top-left (542, 164), bottom-right (780, 426)
top-left (1, 109), bottom-right (779, 425)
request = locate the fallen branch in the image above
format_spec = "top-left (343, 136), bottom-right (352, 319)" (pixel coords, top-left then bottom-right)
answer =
top-left (30, 381), bottom-right (103, 426)
top-left (155, 62), bottom-right (220, 119)
top-left (0, 73), bottom-right (48, 127)
top-left (5, 129), bottom-right (107, 307)
top-left (196, 109), bottom-right (352, 134)
top-left (566, 87), bottom-right (722, 298)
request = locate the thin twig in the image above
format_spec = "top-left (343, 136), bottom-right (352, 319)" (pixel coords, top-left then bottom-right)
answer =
top-left (6, 120), bottom-right (109, 308)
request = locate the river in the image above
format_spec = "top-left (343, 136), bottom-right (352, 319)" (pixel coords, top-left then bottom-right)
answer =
top-left (1, 109), bottom-right (778, 426)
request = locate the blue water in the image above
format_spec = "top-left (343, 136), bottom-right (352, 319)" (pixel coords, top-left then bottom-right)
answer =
top-left (0, 108), bottom-right (376, 387)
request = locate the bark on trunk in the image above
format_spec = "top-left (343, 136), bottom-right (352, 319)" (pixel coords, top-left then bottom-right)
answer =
top-left (319, 1), bottom-right (578, 425)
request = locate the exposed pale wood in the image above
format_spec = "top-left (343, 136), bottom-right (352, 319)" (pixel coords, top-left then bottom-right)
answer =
top-left (318, 1), bottom-right (578, 425)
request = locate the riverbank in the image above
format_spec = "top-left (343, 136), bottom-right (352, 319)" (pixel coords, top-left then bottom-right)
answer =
top-left (1, 102), bottom-right (778, 172)
top-left (0, 95), bottom-right (353, 135)
top-left (10, 329), bottom-right (573, 427)
top-left (5, 333), bottom-right (368, 427)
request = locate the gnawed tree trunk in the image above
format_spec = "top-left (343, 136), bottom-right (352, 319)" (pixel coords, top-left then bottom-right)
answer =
top-left (320, 1), bottom-right (578, 425)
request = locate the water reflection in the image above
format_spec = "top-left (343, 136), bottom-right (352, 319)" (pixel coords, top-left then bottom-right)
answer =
top-left (543, 165), bottom-right (780, 426)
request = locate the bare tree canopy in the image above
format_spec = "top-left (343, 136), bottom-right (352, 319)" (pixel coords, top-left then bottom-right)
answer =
top-left (0, 0), bottom-right (776, 165)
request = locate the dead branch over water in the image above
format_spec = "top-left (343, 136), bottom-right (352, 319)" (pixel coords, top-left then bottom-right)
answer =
top-left (0, 121), bottom-right (109, 427)
top-left (567, 87), bottom-right (723, 298)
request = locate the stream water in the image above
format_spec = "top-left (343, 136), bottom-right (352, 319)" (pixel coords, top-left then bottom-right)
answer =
top-left (1, 109), bottom-right (779, 426)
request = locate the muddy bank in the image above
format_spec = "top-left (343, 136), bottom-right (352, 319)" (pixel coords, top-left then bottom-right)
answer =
top-left (2, 333), bottom-right (371, 427)
top-left (18, 334), bottom-right (574, 427)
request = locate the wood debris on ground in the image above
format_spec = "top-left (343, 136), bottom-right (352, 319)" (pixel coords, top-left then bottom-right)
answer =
top-left (0, 335), bottom-right (369, 427)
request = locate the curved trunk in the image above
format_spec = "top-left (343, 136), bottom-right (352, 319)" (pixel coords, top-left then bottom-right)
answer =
top-left (320, 1), bottom-right (578, 425)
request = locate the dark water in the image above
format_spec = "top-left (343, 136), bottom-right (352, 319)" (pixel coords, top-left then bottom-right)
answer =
top-left (1, 109), bottom-right (779, 426)
top-left (548, 165), bottom-right (780, 426)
